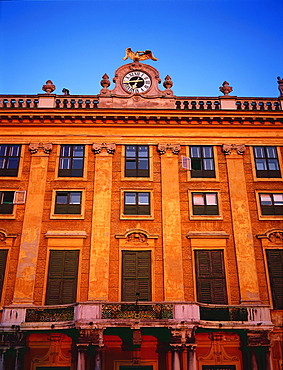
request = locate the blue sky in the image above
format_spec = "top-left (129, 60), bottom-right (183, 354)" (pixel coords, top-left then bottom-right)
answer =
top-left (1, 0), bottom-right (282, 98)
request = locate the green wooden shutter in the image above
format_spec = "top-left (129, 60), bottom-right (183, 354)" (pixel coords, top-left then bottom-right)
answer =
top-left (46, 250), bottom-right (79, 305)
top-left (195, 250), bottom-right (227, 304)
top-left (266, 249), bottom-right (283, 309)
top-left (122, 251), bottom-right (151, 301)
top-left (0, 249), bottom-right (8, 300)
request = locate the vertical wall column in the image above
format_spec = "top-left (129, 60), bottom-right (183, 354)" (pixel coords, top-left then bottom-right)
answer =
top-left (88, 143), bottom-right (116, 301)
top-left (13, 143), bottom-right (52, 304)
top-left (158, 144), bottom-right (185, 301)
top-left (223, 144), bottom-right (260, 304)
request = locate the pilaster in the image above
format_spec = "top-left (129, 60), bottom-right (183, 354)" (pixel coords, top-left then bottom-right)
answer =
top-left (158, 144), bottom-right (184, 301)
top-left (223, 144), bottom-right (261, 304)
top-left (12, 143), bottom-right (52, 304)
top-left (88, 143), bottom-right (116, 300)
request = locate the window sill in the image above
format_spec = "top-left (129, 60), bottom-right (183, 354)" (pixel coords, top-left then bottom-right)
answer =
top-left (120, 214), bottom-right (154, 220)
top-left (258, 215), bottom-right (283, 221)
top-left (50, 214), bottom-right (84, 220)
top-left (0, 214), bottom-right (16, 219)
top-left (189, 215), bottom-right (223, 221)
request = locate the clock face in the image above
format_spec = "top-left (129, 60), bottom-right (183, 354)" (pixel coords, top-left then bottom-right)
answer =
top-left (122, 71), bottom-right (152, 93)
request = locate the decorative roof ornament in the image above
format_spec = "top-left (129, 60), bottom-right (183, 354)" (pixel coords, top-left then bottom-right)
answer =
top-left (123, 48), bottom-right (158, 62)
top-left (219, 81), bottom-right (233, 96)
top-left (277, 76), bottom-right (283, 97)
top-left (163, 75), bottom-right (173, 90)
top-left (42, 80), bottom-right (56, 94)
top-left (100, 73), bottom-right (111, 88)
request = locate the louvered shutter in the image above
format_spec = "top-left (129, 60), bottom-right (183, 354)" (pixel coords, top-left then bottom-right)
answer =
top-left (266, 250), bottom-right (283, 309)
top-left (195, 250), bottom-right (227, 304)
top-left (0, 250), bottom-right (8, 300)
top-left (122, 251), bottom-right (151, 301)
top-left (46, 250), bottom-right (79, 305)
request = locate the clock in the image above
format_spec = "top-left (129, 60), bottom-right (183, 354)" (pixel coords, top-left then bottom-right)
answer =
top-left (122, 71), bottom-right (152, 93)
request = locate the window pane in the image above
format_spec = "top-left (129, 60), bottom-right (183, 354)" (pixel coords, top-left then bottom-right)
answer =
top-left (193, 193), bottom-right (205, 205)
top-left (61, 146), bottom-right (71, 157)
top-left (59, 158), bottom-right (70, 169)
top-left (138, 158), bottom-right (148, 170)
top-left (260, 194), bottom-right (272, 205)
top-left (0, 159), bottom-right (6, 169)
top-left (56, 194), bottom-right (68, 204)
top-left (254, 147), bottom-right (264, 158)
top-left (7, 158), bottom-right (19, 169)
top-left (267, 159), bottom-right (279, 171)
top-left (203, 158), bottom-right (214, 170)
top-left (255, 159), bottom-right (267, 170)
top-left (73, 146), bottom-right (84, 157)
top-left (2, 192), bottom-right (14, 204)
top-left (138, 146), bottom-right (148, 157)
top-left (191, 158), bottom-right (202, 170)
top-left (206, 193), bottom-right (217, 205)
top-left (0, 146), bottom-right (7, 156)
top-left (125, 193), bottom-right (136, 204)
top-left (126, 146), bottom-right (136, 157)
top-left (72, 158), bottom-right (83, 169)
top-left (191, 147), bottom-right (201, 157)
top-left (70, 192), bottom-right (81, 204)
top-left (138, 193), bottom-right (149, 205)
top-left (125, 160), bottom-right (136, 169)
top-left (266, 146), bottom-right (277, 158)
top-left (9, 145), bottom-right (20, 156)
top-left (202, 146), bottom-right (213, 158)
top-left (273, 194), bottom-right (283, 205)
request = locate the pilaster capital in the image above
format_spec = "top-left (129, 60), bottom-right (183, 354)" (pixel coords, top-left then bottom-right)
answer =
top-left (157, 143), bottom-right (181, 155)
top-left (28, 142), bottom-right (53, 154)
top-left (222, 143), bottom-right (246, 155)
top-left (246, 330), bottom-right (271, 347)
top-left (77, 328), bottom-right (104, 347)
top-left (92, 142), bottom-right (116, 154)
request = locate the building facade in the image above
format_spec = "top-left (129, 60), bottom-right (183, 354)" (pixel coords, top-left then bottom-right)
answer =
top-left (0, 53), bottom-right (282, 370)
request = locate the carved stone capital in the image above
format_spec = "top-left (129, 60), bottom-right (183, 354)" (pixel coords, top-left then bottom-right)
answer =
top-left (222, 143), bottom-right (246, 155)
top-left (78, 328), bottom-right (104, 347)
top-left (92, 142), bottom-right (116, 154)
top-left (28, 142), bottom-right (53, 154)
top-left (157, 143), bottom-right (181, 155)
top-left (247, 330), bottom-right (270, 347)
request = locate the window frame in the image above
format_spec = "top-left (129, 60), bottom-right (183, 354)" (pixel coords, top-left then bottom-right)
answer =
top-left (255, 190), bottom-right (283, 220)
top-left (50, 189), bottom-right (85, 219)
top-left (55, 144), bottom-right (88, 180)
top-left (121, 145), bottom-right (153, 181)
top-left (121, 189), bottom-right (154, 220)
top-left (265, 249), bottom-right (283, 310)
top-left (188, 190), bottom-right (223, 220)
top-left (189, 145), bottom-right (216, 179)
top-left (0, 144), bottom-right (22, 178)
top-left (250, 146), bottom-right (283, 182)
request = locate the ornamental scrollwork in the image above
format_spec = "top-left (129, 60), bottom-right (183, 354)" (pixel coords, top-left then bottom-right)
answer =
top-left (222, 144), bottom-right (246, 155)
top-left (126, 232), bottom-right (148, 244)
top-left (157, 143), bottom-right (181, 155)
top-left (29, 142), bottom-right (53, 154)
top-left (0, 232), bottom-right (6, 242)
top-left (92, 143), bottom-right (116, 154)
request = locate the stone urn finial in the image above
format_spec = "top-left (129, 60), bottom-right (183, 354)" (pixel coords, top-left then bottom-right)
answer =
top-left (163, 75), bottom-right (173, 90)
top-left (219, 81), bottom-right (233, 96)
top-left (277, 76), bottom-right (283, 97)
top-left (100, 73), bottom-right (110, 89)
top-left (42, 80), bottom-right (56, 94)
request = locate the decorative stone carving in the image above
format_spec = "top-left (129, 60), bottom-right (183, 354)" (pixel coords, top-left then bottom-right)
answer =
top-left (222, 144), bottom-right (246, 155)
top-left (100, 73), bottom-right (110, 88)
top-left (277, 76), bottom-right (283, 97)
top-left (92, 143), bottom-right (116, 154)
top-left (123, 48), bottom-right (158, 62)
top-left (219, 81), bottom-right (233, 96)
top-left (28, 142), bottom-right (53, 154)
top-left (247, 330), bottom-right (270, 347)
top-left (157, 143), bottom-right (181, 155)
top-left (163, 75), bottom-right (174, 96)
top-left (78, 329), bottom-right (104, 347)
top-left (257, 229), bottom-right (283, 243)
top-left (0, 232), bottom-right (6, 242)
top-left (42, 80), bottom-right (56, 94)
top-left (126, 232), bottom-right (148, 244)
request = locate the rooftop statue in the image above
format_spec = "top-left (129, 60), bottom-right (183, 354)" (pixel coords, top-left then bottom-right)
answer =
top-left (123, 47), bottom-right (158, 62)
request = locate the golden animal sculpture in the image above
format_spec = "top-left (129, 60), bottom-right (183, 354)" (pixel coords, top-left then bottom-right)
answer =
top-left (123, 48), bottom-right (158, 62)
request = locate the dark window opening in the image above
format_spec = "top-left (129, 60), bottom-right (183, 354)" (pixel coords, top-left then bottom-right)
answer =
top-left (190, 146), bottom-right (215, 178)
top-left (124, 192), bottom-right (150, 215)
top-left (58, 145), bottom-right (84, 177)
top-left (0, 191), bottom-right (14, 214)
top-left (266, 250), bottom-right (283, 309)
top-left (54, 191), bottom-right (82, 214)
top-left (259, 193), bottom-right (283, 215)
top-left (192, 192), bottom-right (219, 215)
top-left (0, 145), bottom-right (21, 177)
top-left (254, 146), bottom-right (281, 178)
top-left (125, 145), bottom-right (149, 177)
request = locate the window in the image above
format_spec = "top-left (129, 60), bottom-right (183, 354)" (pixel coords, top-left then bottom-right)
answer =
top-left (125, 145), bottom-right (149, 177)
top-left (122, 251), bottom-right (151, 301)
top-left (190, 146), bottom-right (215, 178)
top-left (0, 145), bottom-right (21, 177)
top-left (54, 191), bottom-right (82, 214)
top-left (0, 191), bottom-right (14, 214)
top-left (0, 250), bottom-right (8, 301)
top-left (124, 192), bottom-right (150, 215)
top-left (266, 250), bottom-right (283, 309)
top-left (45, 250), bottom-right (79, 305)
top-left (259, 193), bottom-right (283, 215)
top-left (58, 145), bottom-right (84, 177)
top-left (195, 250), bottom-right (227, 304)
top-left (192, 192), bottom-right (219, 215)
top-left (254, 146), bottom-right (281, 178)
